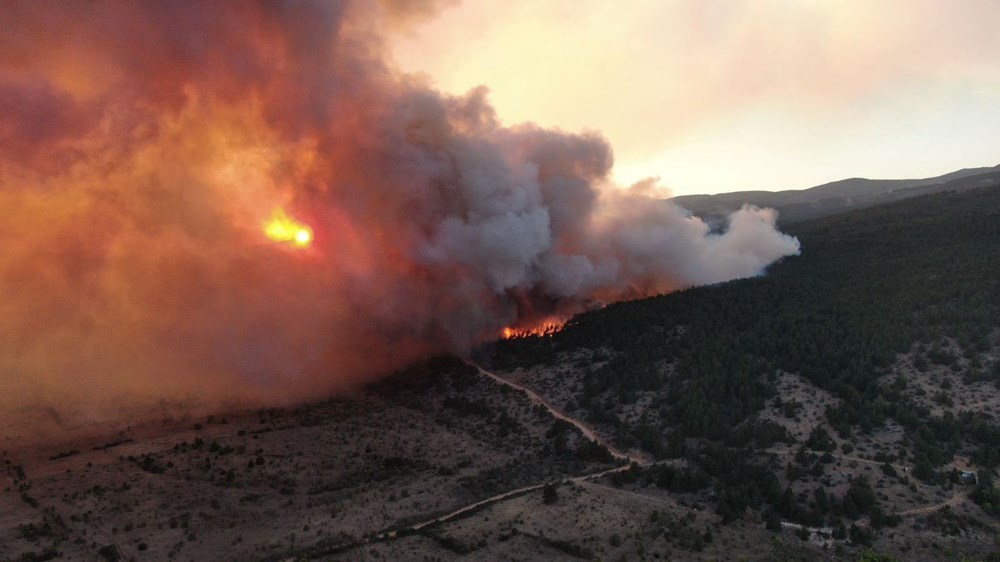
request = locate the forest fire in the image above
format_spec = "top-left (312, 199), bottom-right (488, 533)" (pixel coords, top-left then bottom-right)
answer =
top-left (502, 319), bottom-right (567, 339)
top-left (0, 0), bottom-right (799, 434)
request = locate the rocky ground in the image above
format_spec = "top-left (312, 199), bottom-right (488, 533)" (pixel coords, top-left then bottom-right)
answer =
top-left (3, 344), bottom-right (1000, 561)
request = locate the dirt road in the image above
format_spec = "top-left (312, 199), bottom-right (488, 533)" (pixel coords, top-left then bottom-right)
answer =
top-left (471, 363), bottom-right (641, 463)
top-left (897, 488), bottom-right (970, 516)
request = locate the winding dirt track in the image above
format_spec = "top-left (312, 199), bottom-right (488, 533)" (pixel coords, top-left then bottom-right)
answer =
top-left (897, 489), bottom-right (970, 516)
top-left (769, 447), bottom-right (909, 473)
top-left (472, 364), bottom-right (639, 463)
top-left (452, 365), bottom-right (974, 526)
top-left (396, 362), bottom-right (688, 536)
top-left (298, 363), bottom-right (975, 558)
top-left (408, 462), bottom-right (635, 533)
top-left (297, 363), bottom-right (644, 558)
top-left (396, 362), bottom-right (648, 531)
top-left (769, 447), bottom-right (978, 517)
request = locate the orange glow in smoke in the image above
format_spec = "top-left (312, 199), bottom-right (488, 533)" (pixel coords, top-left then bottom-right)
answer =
top-left (265, 208), bottom-right (313, 248)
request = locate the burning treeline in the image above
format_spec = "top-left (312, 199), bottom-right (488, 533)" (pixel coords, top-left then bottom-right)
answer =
top-left (0, 1), bottom-right (799, 435)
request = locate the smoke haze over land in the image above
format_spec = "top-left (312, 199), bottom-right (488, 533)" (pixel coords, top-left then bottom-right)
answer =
top-left (0, 0), bottom-right (798, 438)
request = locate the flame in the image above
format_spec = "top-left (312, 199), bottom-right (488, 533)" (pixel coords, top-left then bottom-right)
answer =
top-left (264, 208), bottom-right (313, 248)
top-left (501, 317), bottom-right (566, 339)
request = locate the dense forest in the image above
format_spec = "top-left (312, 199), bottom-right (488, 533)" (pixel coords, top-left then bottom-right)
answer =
top-left (483, 183), bottom-right (1000, 527)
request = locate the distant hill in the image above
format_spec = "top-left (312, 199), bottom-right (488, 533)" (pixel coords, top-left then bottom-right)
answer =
top-left (671, 164), bottom-right (1000, 224)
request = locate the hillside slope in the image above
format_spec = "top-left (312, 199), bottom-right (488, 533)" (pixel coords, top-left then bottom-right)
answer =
top-left (488, 182), bottom-right (1000, 559)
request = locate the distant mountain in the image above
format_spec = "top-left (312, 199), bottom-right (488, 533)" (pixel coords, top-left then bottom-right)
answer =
top-left (671, 164), bottom-right (1000, 224)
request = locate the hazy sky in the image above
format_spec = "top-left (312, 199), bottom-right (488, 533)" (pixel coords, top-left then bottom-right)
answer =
top-left (391, 0), bottom-right (1000, 196)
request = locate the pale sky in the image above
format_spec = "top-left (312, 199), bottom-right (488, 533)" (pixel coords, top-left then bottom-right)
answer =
top-left (390, 0), bottom-right (1000, 196)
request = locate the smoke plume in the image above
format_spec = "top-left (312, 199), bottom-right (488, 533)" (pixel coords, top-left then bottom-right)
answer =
top-left (0, 1), bottom-right (798, 439)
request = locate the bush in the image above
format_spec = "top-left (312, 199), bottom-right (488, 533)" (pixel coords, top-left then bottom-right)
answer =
top-left (97, 545), bottom-right (120, 562)
top-left (542, 483), bottom-right (558, 505)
